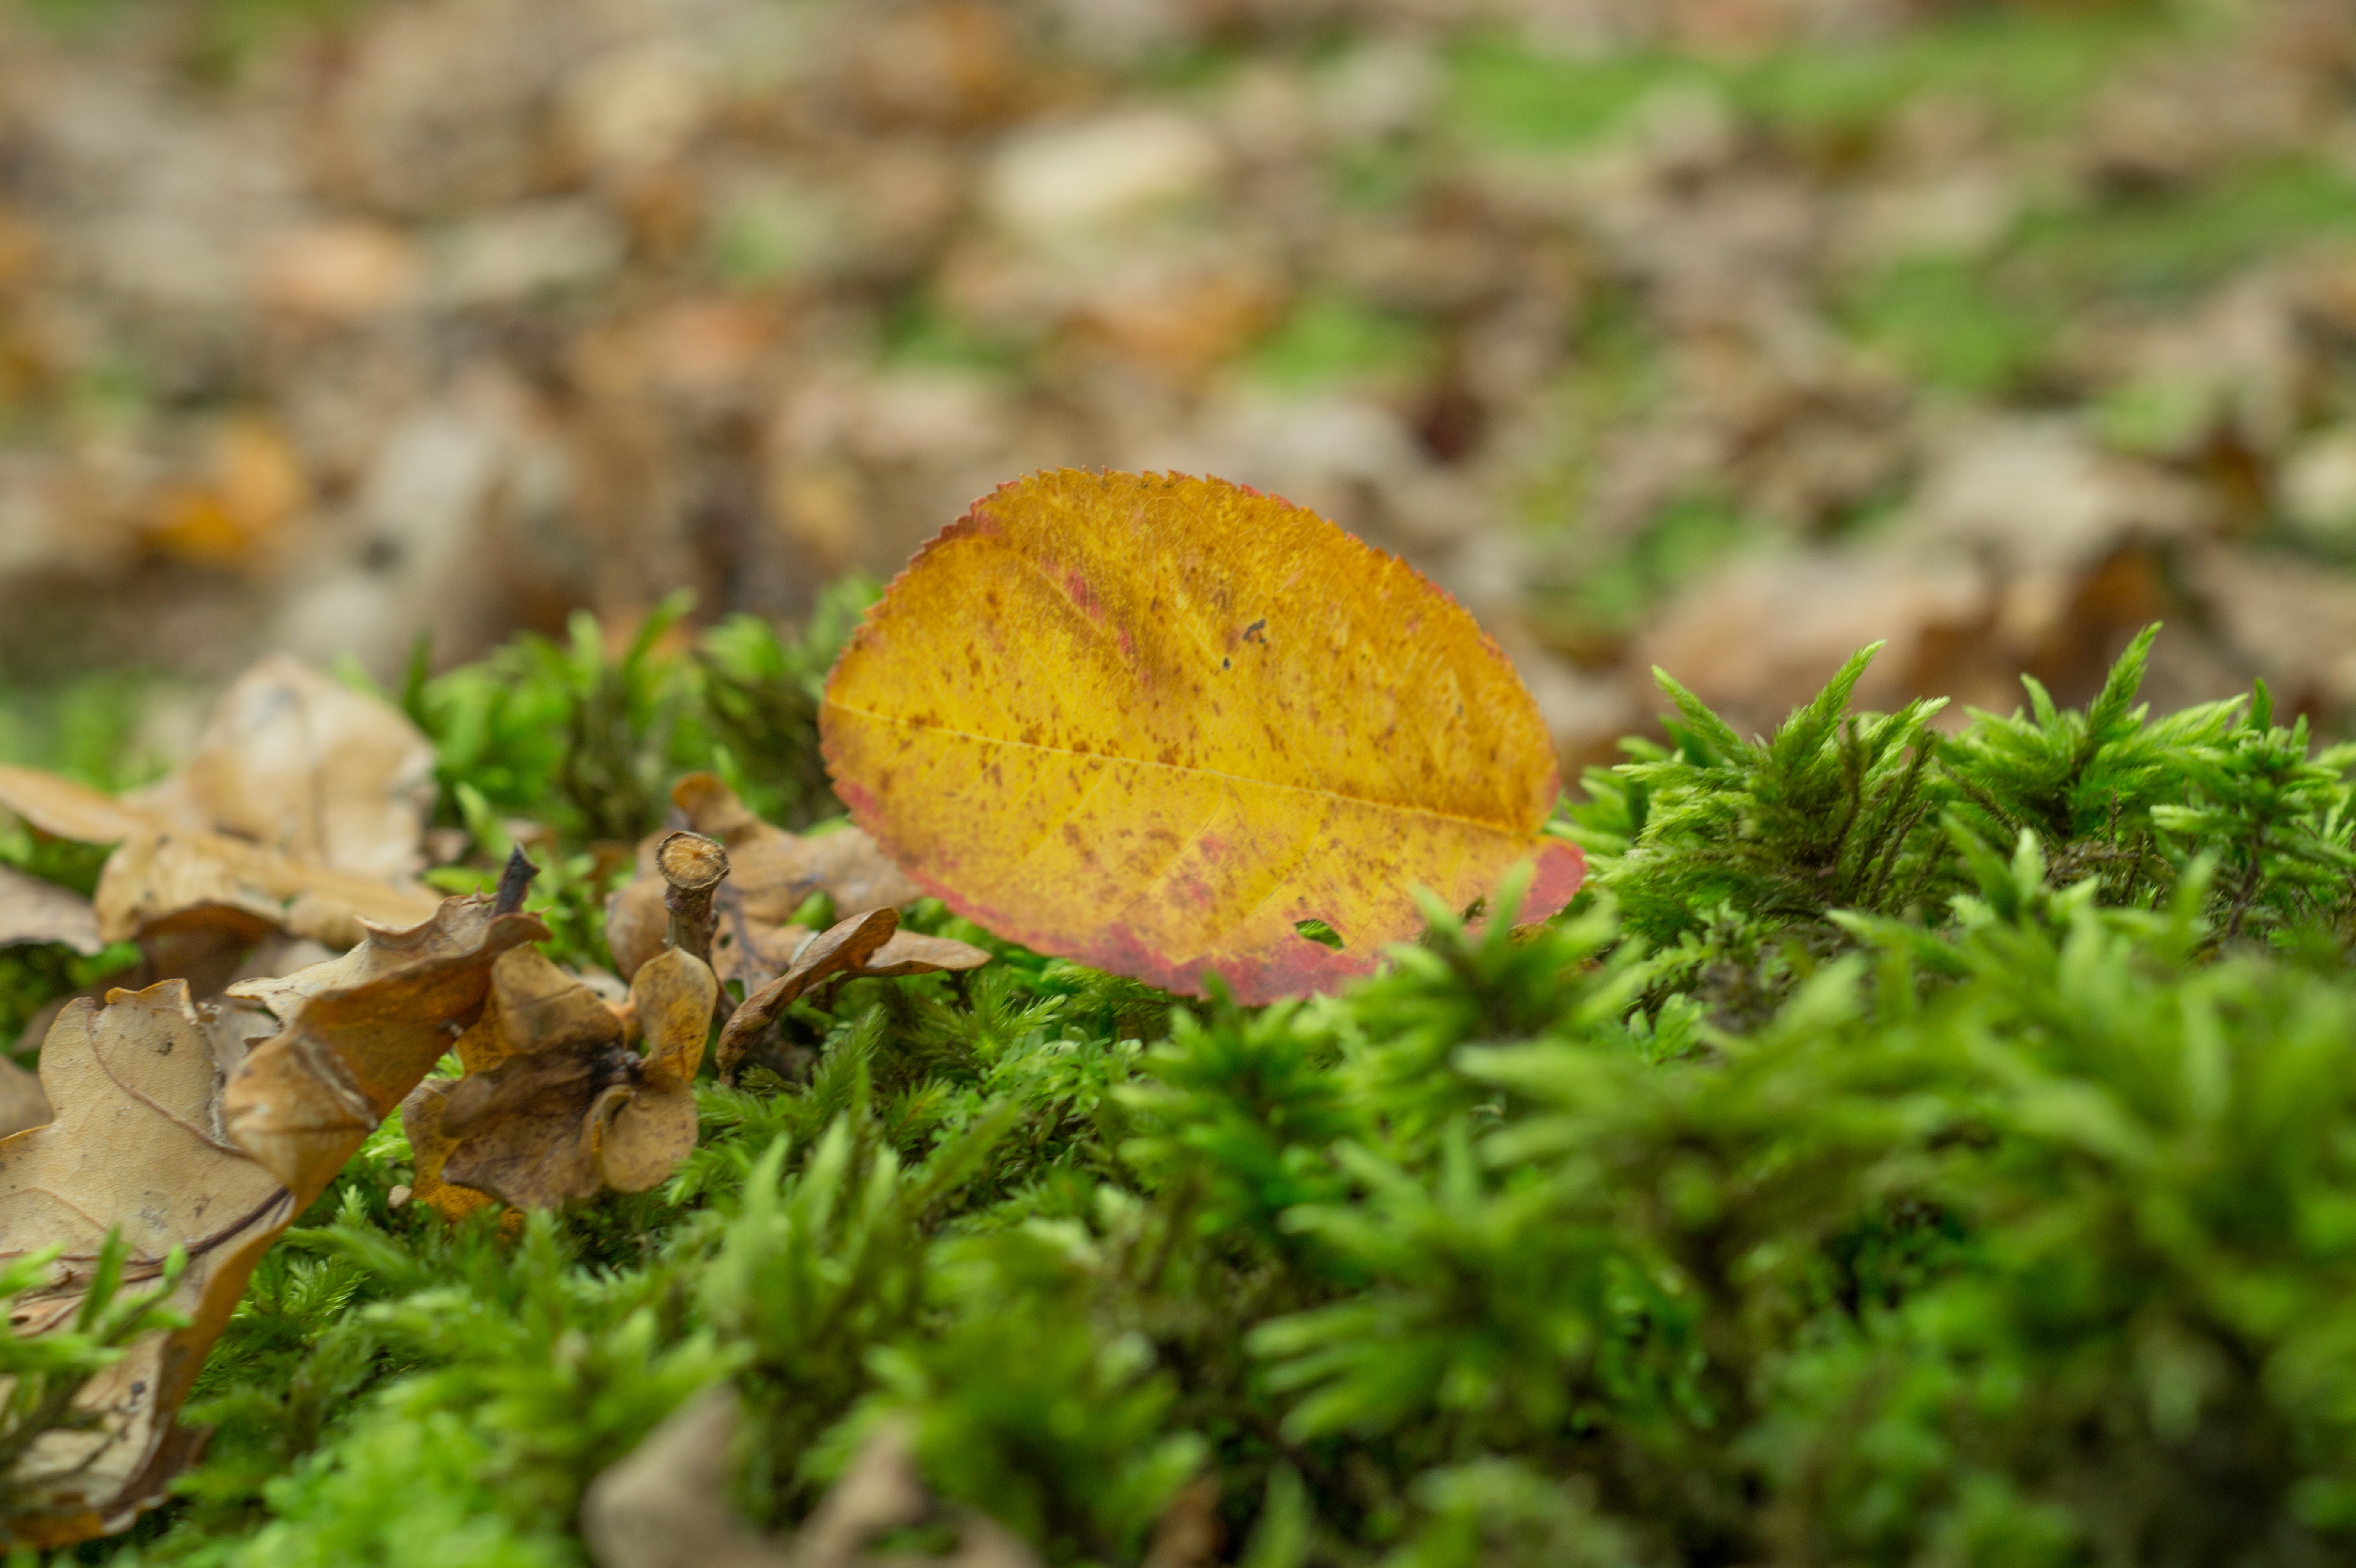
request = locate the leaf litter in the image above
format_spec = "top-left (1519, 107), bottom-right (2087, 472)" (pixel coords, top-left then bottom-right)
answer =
top-left (8, 0), bottom-right (2356, 1558)
top-left (0, 887), bottom-right (538, 1543)
top-left (6, 0), bottom-right (2356, 765)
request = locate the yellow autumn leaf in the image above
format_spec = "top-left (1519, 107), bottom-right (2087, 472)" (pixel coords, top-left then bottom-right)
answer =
top-left (820, 469), bottom-right (1583, 1003)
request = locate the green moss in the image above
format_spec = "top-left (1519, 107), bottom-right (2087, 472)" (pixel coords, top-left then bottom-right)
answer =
top-left (1446, 9), bottom-right (2179, 151)
top-left (12, 613), bottom-right (2356, 1567)
top-left (2008, 158), bottom-right (2356, 304)
top-left (1840, 254), bottom-right (2055, 397)
top-left (1244, 294), bottom-right (1434, 390)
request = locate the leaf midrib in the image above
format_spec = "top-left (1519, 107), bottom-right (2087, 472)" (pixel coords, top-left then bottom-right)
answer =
top-left (822, 699), bottom-right (1537, 838)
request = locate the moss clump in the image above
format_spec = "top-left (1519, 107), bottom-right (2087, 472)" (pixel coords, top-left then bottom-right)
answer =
top-left (10, 620), bottom-right (2356, 1567)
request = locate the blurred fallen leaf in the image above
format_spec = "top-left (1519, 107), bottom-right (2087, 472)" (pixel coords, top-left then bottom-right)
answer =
top-left (400, 944), bottom-right (715, 1214)
top-left (820, 470), bottom-right (1583, 1003)
top-left (91, 829), bottom-right (437, 955)
top-left (0, 866), bottom-right (103, 956)
top-left (221, 895), bottom-right (548, 1201)
top-left (0, 984), bottom-right (295, 1547)
top-left (606, 774), bottom-right (921, 982)
top-left (0, 769), bottom-right (149, 847)
top-left (0, 658), bottom-right (440, 958)
top-left (139, 421), bottom-right (310, 569)
top-left (253, 221), bottom-right (421, 320)
top-left (582, 1386), bottom-right (1040, 1568)
top-left (130, 654), bottom-right (437, 883)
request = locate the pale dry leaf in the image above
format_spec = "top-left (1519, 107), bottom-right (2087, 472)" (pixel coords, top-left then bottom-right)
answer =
top-left (0, 768), bottom-right (151, 847)
top-left (0, 984), bottom-right (298, 1548)
top-left (0, 866), bottom-right (103, 957)
top-left (0, 766), bottom-right (437, 954)
top-left (220, 896), bottom-right (548, 1205)
top-left (0, 1057), bottom-right (48, 1141)
top-left (407, 945), bottom-right (716, 1214)
top-left (93, 829), bottom-right (439, 952)
top-left (127, 654), bottom-right (437, 882)
top-left (581, 1388), bottom-right (1041, 1568)
top-left (580, 1386), bottom-right (785, 1568)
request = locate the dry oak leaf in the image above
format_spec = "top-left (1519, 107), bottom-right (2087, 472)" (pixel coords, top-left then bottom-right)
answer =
top-left (606, 774), bottom-right (922, 984)
top-left (582, 1385), bottom-right (1040, 1568)
top-left (0, 983), bottom-right (295, 1548)
top-left (0, 765), bottom-right (437, 954)
top-left (221, 895), bottom-right (549, 1203)
top-left (820, 468), bottom-right (1584, 1004)
top-left (402, 945), bottom-right (716, 1214)
top-left (127, 654), bottom-right (437, 883)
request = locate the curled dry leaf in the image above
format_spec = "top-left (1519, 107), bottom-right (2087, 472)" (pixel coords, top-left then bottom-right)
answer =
top-left (606, 774), bottom-right (921, 983)
top-left (221, 895), bottom-right (548, 1204)
top-left (854, 929), bottom-right (993, 980)
top-left (713, 907), bottom-right (894, 1081)
top-left (581, 1386), bottom-right (1040, 1568)
top-left (820, 469), bottom-right (1584, 1004)
top-left (400, 945), bottom-right (716, 1214)
top-left (0, 865), bottom-right (104, 957)
top-left (126, 654), bottom-right (437, 883)
top-left (0, 765), bottom-right (437, 954)
top-left (0, 983), bottom-right (296, 1548)
top-left (709, 907), bottom-right (989, 1083)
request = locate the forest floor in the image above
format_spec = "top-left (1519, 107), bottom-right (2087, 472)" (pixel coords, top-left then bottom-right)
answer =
top-left (2, 0), bottom-right (2355, 774)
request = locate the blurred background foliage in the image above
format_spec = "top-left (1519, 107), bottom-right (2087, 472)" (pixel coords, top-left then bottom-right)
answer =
top-left (0, 0), bottom-right (2352, 775)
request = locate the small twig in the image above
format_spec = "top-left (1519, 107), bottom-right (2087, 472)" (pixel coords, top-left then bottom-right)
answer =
top-left (657, 831), bottom-right (730, 964)
top-left (494, 847), bottom-right (539, 915)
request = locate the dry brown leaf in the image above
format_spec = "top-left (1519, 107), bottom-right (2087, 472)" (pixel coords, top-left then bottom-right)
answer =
top-left (1141, 1476), bottom-right (1222, 1568)
top-left (607, 775), bottom-right (921, 983)
top-left (0, 767), bottom-right (152, 847)
top-left (706, 908), bottom-right (988, 1085)
top-left (710, 904), bottom-right (986, 1001)
top-left (0, 657), bottom-right (438, 964)
top-left (853, 929), bottom-right (993, 982)
top-left (581, 1386), bottom-right (1041, 1568)
top-left (714, 908), bottom-right (898, 1082)
top-left (0, 766), bottom-right (437, 954)
top-left (0, 866), bottom-right (103, 957)
top-left (0, 983), bottom-right (296, 1547)
top-left (0, 1057), bottom-right (49, 1141)
top-left (402, 945), bottom-right (716, 1214)
top-left (128, 654), bottom-right (437, 882)
top-left (94, 829), bottom-right (440, 953)
top-left (221, 896), bottom-right (548, 1204)
top-left (398, 1077), bottom-right (497, 1225)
